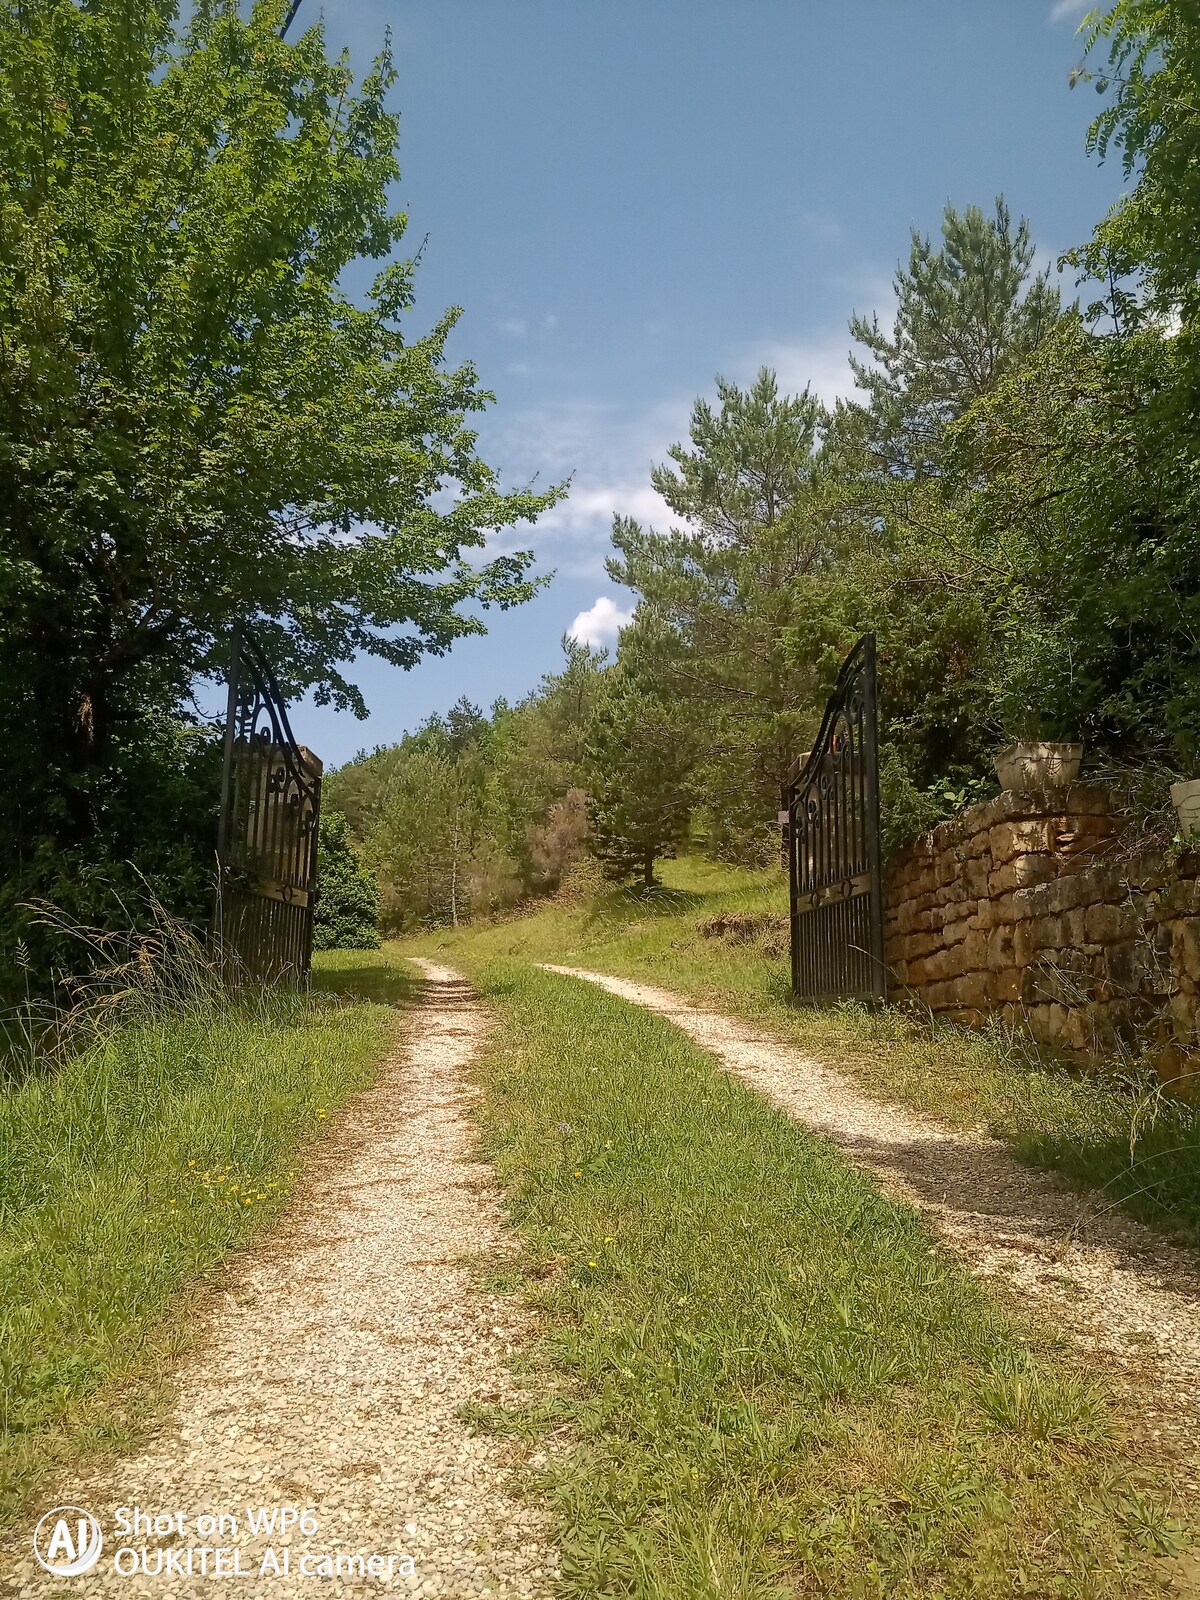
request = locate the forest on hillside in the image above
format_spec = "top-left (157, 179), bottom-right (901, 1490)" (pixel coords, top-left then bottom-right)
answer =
top-left (7, 0), bottom-right (1200, 966)
top-left (329, 157), bottom-right (1200, 933)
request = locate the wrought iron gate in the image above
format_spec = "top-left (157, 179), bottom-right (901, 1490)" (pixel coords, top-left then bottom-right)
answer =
top-left (215, 627), bottom-right (323, 982)
top-left (786, 634), bottom-right (884, 1004)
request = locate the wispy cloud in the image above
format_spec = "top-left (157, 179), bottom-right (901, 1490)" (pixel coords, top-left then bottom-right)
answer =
top-left (497, 315), bottom-right (528, 338)
top-left (567, 595), bottom-right (635, 647)
top-left (730, 332), bottom-right (860, 411)
top-left (1049, 0), bottom-right (1090, 24)
top-left (801, 209), bottom-right (844, 246)
top-left (481, 319), bottom-right (875, 580)
top-left (481, 393), bottom-right (686, 578)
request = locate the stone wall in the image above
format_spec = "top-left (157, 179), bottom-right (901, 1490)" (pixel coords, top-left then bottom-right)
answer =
top-left (883, 786), bottom-right (1200, 1088)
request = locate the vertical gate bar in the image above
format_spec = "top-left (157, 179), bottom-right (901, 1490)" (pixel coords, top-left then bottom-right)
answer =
top-left (862, 634), bottom-right (885, 1003)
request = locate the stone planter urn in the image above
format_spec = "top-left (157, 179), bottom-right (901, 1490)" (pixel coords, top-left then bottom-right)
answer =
top-left (993, 741), bottom-right (1083, 792)
top-left (1171, 778), bottom-right (1200, 838)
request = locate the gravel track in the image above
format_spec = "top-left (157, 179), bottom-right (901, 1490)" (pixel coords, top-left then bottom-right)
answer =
top-left (543, 963), bottom-right (1200, 1490)
top-left (4, 960), bottom-right (556, 1599)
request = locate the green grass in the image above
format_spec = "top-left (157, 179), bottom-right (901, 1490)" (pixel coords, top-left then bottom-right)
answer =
top-left (0, 949), bottom-right (410, 1525)
top-left (400, 857), bottom-right (1200, 1247)
top-left (460, 961), bottom-right (1181, 1598)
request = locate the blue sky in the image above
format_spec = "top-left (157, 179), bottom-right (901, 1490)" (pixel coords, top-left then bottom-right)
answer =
top-left (290, 0), bottom-right (1123, 767)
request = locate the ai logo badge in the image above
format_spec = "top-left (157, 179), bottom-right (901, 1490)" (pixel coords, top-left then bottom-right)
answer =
top-left (33, 1507), bottom-right (104, 1576)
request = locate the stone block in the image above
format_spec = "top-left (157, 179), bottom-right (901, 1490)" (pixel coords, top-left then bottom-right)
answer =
top-left (1102, 940), bottom-right (1160, 998)
top-left (1151, 1044), bottom-right (1200, 1101)
top-left (940, 944), bottom-right (967, 981)
top-left (992, 893), bottom-right (1020, 924)
top-left (1084, 901), bottom-right (1138, 946)
top-left (1062, 906), bottom-right (1090, 950)
top-left (1170, 917), bottom-right (1200, 984)
top-left (1063, 783), bottom-right (1115, 816)
top-left (943, 1007), bottom-right (987, 1027)
top-left (965, 828), bottom-right (993, 860)
top-left (987, 924), bottom-right (1017, 972)
top-left (988, 854), bottom-right (1056, 895)
top-left (962, 928), bottom-right (988, 970)
top-left (943, 915), bottom-right (973, 946)
top-left (988, 967), bottom-right (1022, 1004)
top-left (905, 957), bottom-right (930, 988)
top-left (935, 854), bottom-right (959, 889)
top-left (944, 971), bottom-right (990, 1010)
top-left (990, 819), bottom-right (1056, 865)
top-left (960, 857), bottom-right (990, 899)
top-left (1028, 915), bottom-right (1065, 952)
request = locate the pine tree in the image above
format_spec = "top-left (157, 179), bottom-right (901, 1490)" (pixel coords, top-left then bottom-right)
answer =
top-left (584, 674), bottom-right (694, 888)
top-left (313, 812), bottom-right (381, 950)
top-left (842, 198), bottom-right (1063, 478)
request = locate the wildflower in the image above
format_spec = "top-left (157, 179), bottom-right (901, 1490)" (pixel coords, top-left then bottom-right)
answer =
top-left (244, 1198), bottom-right (253, 1206)
top-left (188, 1159), bottom-right (196, 1168)
top-left (604, 1237), bottom-right (615, 1244)
top-left (215, 1175), bottom-right (226, 1183)
top-left (573, 1170), bottom-right (581, 1177)
top-left (555, 1121), bottom-right (573, 1135)
top-left (588, 1260), bottom-right (597, 1268)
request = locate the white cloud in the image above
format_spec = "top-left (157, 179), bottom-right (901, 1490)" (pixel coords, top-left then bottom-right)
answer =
top-left (731, 332), bottom-right (860, 411)
top-left (479, 393), bottom-right (687, 578)
top-left (568, 595), bottom-right (635, 647)
top-left (1049, 0), bottom-right (1090, 23)
top-left (497, 315), bottom-right (528, 338)
top-left (478, 281), bottom-right (893, 580)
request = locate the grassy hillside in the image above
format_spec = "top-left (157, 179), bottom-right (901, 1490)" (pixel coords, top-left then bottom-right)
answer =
top-left (402, 856), bottom-right (1200, 1247)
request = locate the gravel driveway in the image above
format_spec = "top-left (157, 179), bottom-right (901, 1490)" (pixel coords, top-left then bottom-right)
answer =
top-left (4, 960), bottom-right (555, 1599)
top-left (543, 963), bottom-right (1200, 1501)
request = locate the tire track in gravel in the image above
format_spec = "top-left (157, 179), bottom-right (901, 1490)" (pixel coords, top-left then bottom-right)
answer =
top-left (543, 963), bottom-right (1200, 1498)
top-left (4, 960), bottom-right (556, 1599)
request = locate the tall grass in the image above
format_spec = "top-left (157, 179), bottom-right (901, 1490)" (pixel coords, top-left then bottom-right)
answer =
top-left (0, 929), bottom-right (408, 1525)
top-left (466, 963), bottom-right (1181, 1599)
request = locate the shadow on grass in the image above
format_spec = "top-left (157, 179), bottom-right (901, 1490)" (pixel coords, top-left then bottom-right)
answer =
top-left (1010, 1118), bottom-right (1200, 1246)
top-left (584, 883), bottom-right (709, 932)
top-left (312, 950), bottom-right (418, 1008)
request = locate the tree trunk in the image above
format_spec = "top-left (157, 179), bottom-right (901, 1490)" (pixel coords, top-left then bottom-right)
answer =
top-left (642, 849), bottom-right (656, 889)
top-left (450, 810), bottom-right (460, 928)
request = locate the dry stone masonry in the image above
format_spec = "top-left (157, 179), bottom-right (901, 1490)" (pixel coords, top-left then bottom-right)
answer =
top-left (883, 786), bottom-right (1200, 1091)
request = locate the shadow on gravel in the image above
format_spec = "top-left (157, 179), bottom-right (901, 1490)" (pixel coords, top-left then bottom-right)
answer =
top-left (832, 1125), bottom-right (1200, 1298)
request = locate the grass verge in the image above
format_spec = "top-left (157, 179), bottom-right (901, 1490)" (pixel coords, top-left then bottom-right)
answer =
top-left (464, 960), bottom-right (1182, 1598)
top-left (399, 858), bottom-right (1200, 1247)
top-left (0, 949), bottom-right (410, 1526)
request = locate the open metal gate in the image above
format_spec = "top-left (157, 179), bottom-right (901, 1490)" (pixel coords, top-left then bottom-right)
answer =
top-left (215, 626), bottom-right (322, 982)
top-left (786, 634), bottom-right (884, 1004)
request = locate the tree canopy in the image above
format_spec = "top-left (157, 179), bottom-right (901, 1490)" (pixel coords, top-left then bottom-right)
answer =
top-left (0, 0), bottom-right (560, 999)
